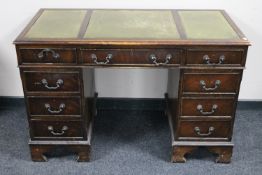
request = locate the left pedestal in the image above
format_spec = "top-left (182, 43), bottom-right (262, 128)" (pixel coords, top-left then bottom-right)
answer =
top-left (19, 66), bottom-right (96, 162)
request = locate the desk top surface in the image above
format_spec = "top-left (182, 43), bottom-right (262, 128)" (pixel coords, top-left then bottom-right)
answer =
top-left (15, 9), bottom-right (250, 45)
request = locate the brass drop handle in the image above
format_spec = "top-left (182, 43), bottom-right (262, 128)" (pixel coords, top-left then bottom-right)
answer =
top-left (37, 49), bottom-right (60, 59)
top-left (194, 126), bottom-right (215, 136)
top-left (203, 55), bottom-right (225, 65)
top-left (197, 104), bottom-right (218, 115)
top-left (200, 80), bottom-right (221, 91)
top-left (91, 53), bottom-right (113, 64)
top-left (45, 103), bottom-right (65, 114)
top-left (149, 54), bottom-right (172, 66)
top-left (47, 125), bottom-right (68, 136)
top-left (41, 79), bottom-right (63, 90)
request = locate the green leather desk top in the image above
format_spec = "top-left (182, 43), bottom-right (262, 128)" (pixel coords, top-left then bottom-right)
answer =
top-left (24, 10), bottom-right (87, 39)
top-left (15, 9), bottom-right (249, 45)
top-left (84, 10), bottom-right (179, 39)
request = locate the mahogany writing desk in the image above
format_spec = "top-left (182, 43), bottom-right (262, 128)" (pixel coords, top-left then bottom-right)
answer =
top-left (14, 9), bottom-right (250, 163)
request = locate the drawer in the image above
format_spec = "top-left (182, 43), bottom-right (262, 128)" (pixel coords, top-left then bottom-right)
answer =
top-left (186, 49), bottom-right (244, 66)
top-left (27, 97), bottom-right (81, 116)
top-left (19, 48), bottom-right (77, 64)
top-left (181, 98), bottom-right (235, 116)
top-left (23, 71), bottom-right (81, 93)
top-left (177, 120), bottom-right (231, 141)
top-left (80, 49), bottom-right (181, 65)
top-left (30, 120), bottom-right (84, 140)
top-left (182, 73), bottom-right (241, 94)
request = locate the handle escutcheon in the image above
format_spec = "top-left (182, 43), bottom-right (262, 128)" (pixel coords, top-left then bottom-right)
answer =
top-left (47, 125), bottom-right (68, 136)
top-left (194, 126), bottom-right (215, 136)
top-left (38, 49), bottom-right (60, 60)
top-left (203, 55), bottom-right (225, 65)
top-left (45, 103), bottom-right (65, 114)
top-left (149, 54), bottom-right (172, 66)
top-left (91, 53), bottom-right (113, 64)
top-left (200, 80), bottom-right (221, 91)
top-left (197, 104), bottom-right (218, 115)
top-left (41, 79), bottom-right (63, 90)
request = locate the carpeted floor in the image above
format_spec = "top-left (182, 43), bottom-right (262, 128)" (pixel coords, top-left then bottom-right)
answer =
top-left (0, 103), bottom-right (261, 175)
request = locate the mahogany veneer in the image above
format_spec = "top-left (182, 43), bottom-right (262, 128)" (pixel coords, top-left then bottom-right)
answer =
top-left (14, 9), bottom-right (250, 163)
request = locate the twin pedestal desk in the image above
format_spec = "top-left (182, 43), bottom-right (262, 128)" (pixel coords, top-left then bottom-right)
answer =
top-left (14, 9), bottom-right (250, 163)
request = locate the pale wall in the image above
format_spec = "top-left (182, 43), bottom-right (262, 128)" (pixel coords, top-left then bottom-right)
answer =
top-left (0, 0), bottom-right (261, 99)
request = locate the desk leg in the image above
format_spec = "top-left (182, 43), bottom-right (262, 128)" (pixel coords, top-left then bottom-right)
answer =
top-left (30, 145), bottom-right (49, 162)
top-left (171, 146), bottom-right (197, 163)
top-left (207, 146), bottom-right (233, 163)
top-left (74, 145), bottom-right (91, 162)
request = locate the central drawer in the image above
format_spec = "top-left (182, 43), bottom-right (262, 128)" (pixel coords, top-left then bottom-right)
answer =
top-left (27, 97), bottom-right (81, 116)
top-left (30, 120), bottom-right (84, 140)
top-left (80, 49), bottom-right (181, 65)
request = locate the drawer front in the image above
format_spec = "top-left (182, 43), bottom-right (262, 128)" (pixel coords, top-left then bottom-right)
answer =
top-left (23, 71), bottom-right (81, 93)
top-left (133, 49), bottom-right (181, 65)
top-left (80, 49), bottom-right (181, 65)
top-left (186, 49), bottom-right (244, 66)
top-left (19, 48), bottom-right (77, 64)
top-left (30, 120), bottom-right (84, 140)
top-left (181, 98), bottom-right (235, 116)
top-left (28, 97), bottom-right (81, 116)
top-left (182, 73), bottom-right (241, 94)
top-left (177, 121), bottom-right (231, 140)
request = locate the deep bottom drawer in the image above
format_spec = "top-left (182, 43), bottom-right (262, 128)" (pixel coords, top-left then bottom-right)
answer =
top-left (30, 120), bottom-right (84, 140)
top-left (176, 120), bottom-right (232, 141)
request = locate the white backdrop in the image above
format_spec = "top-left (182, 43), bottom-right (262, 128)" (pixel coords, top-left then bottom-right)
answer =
top-left (0, 0), bottom-right (261, 99)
